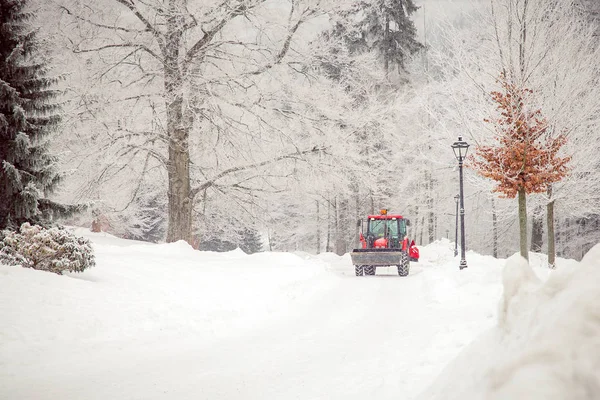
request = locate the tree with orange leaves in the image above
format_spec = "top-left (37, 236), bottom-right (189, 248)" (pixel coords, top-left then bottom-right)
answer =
top-left (470, 74), bottom-right (571, 261)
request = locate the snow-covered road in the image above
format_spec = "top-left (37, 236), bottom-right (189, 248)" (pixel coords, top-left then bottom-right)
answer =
top-left (1, 232), bottom-right (505, 400)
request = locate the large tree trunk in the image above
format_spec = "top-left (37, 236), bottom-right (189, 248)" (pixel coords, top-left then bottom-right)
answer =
top-left (530, 206), bottom-right (543, 252)
top-left (547, 186), bottom-right (556, 269)
top-left (165, 97), bottom-right (192, 243)
top-left (518, 187), bottom-right (529, 261)
top-left (165, 6), bottom-right (192, 244)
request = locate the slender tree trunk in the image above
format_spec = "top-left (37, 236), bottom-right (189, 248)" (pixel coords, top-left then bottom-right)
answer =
top-left (555, 213), bottom-right (561, 258)
top-left (384, 17), bottom-right (390, 75)
top-left (547, 186), bottom-right (556, 269)
top-left (518, 187), bottom-right (529, 260)
top-left (354, 192), bottom-right (360, 249)
top-left (365, 146), bottom-right (375, 215)
top-left (419, 215), bottom-right (425, 245)
top-left (413, 204), bottom-right (420, 245)
top-left (427, 172), bottom-right (434, 244)
top-left (427, 202), bottom-right (434, 243)
top-left (565, 217), bottom-right (572, 258)
top-left (518, 0), bottom-right (528, 79)
top-left (492, 197), bottom-right (498, 258)
top-left (326, 197), bottom-right (331, 252)
top-left (165, 7), bottom-right (192, 244)
top-left (267, 228), bottom-right (273, 251)
top-left (336, 198), bottom-right (348, 255)
top-left (316, 200), bottom-right (321, 254)
top-left (579, 221), bottom-right (585, 257)
top-left (333, 196), bottom-right (340, 254)
top-left (530, 206), bottom-right (543, 252)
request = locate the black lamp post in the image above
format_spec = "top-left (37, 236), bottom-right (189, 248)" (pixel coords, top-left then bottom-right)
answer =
top-left (454, 194), bottom-right (459, 257)
top-left (451, 136), bottom-right (469, 270)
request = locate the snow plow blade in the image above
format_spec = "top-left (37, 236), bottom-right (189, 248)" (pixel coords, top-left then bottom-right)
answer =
top-left (350, 249), bottom-right (404, 266)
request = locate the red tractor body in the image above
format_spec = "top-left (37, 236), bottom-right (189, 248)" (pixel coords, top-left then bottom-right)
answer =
top-left (351, 209), bottom-right (419, 276)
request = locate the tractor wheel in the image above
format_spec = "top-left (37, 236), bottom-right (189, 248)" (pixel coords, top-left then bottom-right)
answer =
top-left (355, 265), bottom-right (364, 276)
top-left (364, 265), bottom-right (376, 276)
top-left (397, 253), bottom-right (410, 277)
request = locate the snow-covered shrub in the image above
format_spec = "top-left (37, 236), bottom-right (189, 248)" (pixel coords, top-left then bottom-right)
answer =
top-left (0, 223), bottom-right (95, 274)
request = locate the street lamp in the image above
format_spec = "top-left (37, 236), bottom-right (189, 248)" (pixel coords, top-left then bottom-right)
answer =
top-left (451, 136), bottom-right (469, 270)
top-left (454, 194), bottom-right (459, 257)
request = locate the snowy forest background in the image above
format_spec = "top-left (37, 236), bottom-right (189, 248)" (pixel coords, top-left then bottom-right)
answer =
top-left (20, 0), bottom-right (600, 260)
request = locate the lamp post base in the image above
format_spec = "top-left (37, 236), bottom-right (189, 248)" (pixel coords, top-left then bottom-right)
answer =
top-left (459, 259), bottom-right (468, 270)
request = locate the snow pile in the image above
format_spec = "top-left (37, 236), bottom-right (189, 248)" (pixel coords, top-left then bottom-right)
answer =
top-left (0, 229), bottom-right (334, 354)
top-left (0, 231), bottom-right (504, 400)
top-left (420, 245), bottom-right (600, 400)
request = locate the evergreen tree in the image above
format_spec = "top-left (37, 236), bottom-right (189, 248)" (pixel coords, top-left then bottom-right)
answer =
top-left (128, 192), bottom-right (167, 243)
top-left (328, 0), bottom-right (424, 76)
top-left (197, 227), bottom-right (263, 254)
top-left (0, 0), bottom-right (74, 229)
top-left (240, 228), bottom-right (263, 254)
top-left (197, 238), bottom-right (238, 253)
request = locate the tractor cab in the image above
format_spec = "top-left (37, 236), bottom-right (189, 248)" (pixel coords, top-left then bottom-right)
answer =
top-left (358, 209), bottom-right (419, 262)
top-left (366, 214), bottom-right (408, 249)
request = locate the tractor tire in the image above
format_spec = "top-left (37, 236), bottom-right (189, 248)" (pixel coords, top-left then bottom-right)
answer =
top-left (355, 265), bottom-right (364, 276)
top-left (364, 265), bottom-right (376, 276)
top-left (397, 253), bottom-right (410, 277)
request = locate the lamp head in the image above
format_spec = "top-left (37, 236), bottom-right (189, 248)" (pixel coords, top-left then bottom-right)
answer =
top-left (451, 136), bottom-right (470, 161)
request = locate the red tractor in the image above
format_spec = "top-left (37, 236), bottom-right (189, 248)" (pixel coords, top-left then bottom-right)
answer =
top-left (351, 209), bottom-right (419, 276)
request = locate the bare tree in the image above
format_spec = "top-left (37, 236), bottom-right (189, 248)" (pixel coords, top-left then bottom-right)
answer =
top-left (52, 0), bottom-right (343, 243)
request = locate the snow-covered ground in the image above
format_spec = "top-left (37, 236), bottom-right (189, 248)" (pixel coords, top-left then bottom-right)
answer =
top-left (0, 230), bottom-right (593, 400)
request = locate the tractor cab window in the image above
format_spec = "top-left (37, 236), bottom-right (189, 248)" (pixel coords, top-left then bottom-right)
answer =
top-left (368, 219), bottom-right (399, 238)
top-left (399, 219), bottom-right (407, 238)
top-left (369, 220), bottom-right (386, 237)
top-left (387, 220), bottom-right (398, 237)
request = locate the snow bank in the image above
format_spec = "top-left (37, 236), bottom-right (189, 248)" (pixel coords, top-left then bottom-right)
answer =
top-left (4, 230), bottom-right (586, 400)
top-left (0, 229), bottom-right (336, 358)
top-left (420, 245), bottom-right (600, 400)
